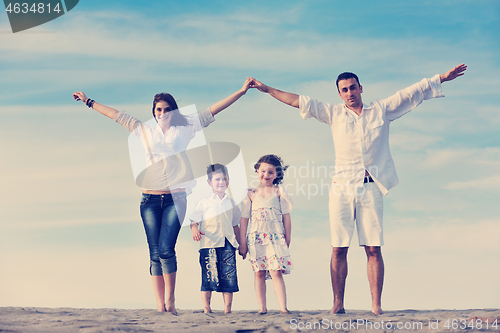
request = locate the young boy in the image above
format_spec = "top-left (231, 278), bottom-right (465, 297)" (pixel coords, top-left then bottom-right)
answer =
top-left (190, 163), bottom-right (241, 314)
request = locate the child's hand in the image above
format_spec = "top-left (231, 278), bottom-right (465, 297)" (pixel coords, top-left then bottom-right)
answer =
top-left (192, 229), bottom-right (204, 241)
top-left (190, 223), bottom-right (204, 241)
top-left (238, 244), bottom-right (248, 259)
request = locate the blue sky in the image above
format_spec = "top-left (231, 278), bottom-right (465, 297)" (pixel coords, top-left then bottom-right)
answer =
top-left (1, 0), bottom-right (499, 311)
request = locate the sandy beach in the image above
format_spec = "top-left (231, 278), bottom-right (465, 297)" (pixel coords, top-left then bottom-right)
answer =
top-left (1, 307), bottom-right (498, 333)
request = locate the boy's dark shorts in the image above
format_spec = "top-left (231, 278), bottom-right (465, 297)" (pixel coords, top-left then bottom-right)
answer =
top-left (199, 239), bottom-right (239, 293)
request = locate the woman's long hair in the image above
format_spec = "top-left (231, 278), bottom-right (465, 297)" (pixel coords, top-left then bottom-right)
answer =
top-left (152, 93), bottom-right (189, 126)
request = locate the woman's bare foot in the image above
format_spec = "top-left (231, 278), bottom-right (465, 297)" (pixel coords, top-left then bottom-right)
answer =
top-left (204, 307), bottom-right (212, 314)
top-left (157, 304), bottom-right (166, 313)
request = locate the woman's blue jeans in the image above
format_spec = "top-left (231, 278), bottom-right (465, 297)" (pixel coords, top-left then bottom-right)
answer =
top-left (140, 192), bottom-right (187, 276)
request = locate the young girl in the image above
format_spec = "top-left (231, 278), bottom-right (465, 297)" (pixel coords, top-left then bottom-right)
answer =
top-left (239, 154), bottom-right (293, 314)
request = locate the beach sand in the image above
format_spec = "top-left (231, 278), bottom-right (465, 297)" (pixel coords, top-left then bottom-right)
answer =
top-left (1, 307), bottom-right (499, 332)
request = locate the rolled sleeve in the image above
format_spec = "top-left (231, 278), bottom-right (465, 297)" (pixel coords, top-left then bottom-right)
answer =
top-left (427, 74), bottom-right (445, 99)
top-left (299, 95), bottom-right (333, 125)
top-left (384, 75), bottom-right (446, 122)
top-left (198, 107), bottom-right (215, 128)
top-left (114, 112), bottom-right (142, 132)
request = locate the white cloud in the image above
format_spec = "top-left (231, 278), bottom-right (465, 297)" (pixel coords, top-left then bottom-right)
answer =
top-left (443, 174), bottom-right (500, 191)
top-left (420, 149), bottom-right (471, 169)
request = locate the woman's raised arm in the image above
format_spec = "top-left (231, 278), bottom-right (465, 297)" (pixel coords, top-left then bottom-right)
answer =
top-left (73, 92), bottom-right (119, 119)
top-left (209, 78), bottom-right (252, 116)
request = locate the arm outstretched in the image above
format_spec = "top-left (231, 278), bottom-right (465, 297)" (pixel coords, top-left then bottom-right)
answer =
top-left (248, 77), bottom-right (300, 108)
top-left (73, 92), bottom-right (119, 119)
top-left (209, 78), bottom-right (252, 116)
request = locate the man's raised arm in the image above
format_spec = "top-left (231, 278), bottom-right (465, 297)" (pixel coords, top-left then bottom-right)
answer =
top-left (248, 77), bottom-right (300, 108)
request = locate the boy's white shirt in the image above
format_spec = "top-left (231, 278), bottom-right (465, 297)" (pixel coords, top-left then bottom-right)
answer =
top-left (190, 192), bottom-right (241, 249)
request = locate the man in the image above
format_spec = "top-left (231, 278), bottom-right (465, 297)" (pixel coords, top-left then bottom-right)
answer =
top-left (248, 64), bottom-right (466, 315)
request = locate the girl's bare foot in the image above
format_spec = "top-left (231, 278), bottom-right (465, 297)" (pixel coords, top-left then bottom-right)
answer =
top-left (166, 303), bottom-right (177, 315)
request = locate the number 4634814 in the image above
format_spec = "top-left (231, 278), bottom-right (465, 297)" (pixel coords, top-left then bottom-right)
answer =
top-left (5, 3), bottom-right (62, 14)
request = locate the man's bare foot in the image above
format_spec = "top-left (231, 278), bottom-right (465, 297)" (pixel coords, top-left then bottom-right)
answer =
top-left (330, 306), bottom-right (345, 314)
top-left (371, 306), bottom-right (383, 316)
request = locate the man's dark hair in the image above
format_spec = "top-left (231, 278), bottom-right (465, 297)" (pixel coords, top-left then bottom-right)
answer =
top-left (207, 163), bottom-right (229, 180)
top-left (336, 72), bottom-right (360, 92)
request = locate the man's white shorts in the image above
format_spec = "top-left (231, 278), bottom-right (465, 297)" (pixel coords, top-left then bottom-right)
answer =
top-left (329, 182), bottom-right (384, 247)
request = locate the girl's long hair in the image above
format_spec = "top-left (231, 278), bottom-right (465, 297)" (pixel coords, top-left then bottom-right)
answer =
top-left (254, 154), bottom-right (289, 185)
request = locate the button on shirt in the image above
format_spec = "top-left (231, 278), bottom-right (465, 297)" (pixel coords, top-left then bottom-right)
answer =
top-left (299, 74), bottom-right (444, 195)
top-left (190, 193), bottom-right (241, 249)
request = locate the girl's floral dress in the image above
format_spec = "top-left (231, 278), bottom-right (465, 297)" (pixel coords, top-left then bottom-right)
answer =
top-left (241, 185), bottom-right (293, 280)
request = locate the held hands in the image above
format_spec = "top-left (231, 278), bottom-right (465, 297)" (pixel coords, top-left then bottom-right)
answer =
top-left (239, 77), bottom-right (253, 95)
top-left (72, 91), bottom-right (88, 104)
top-left (440, 64), bottom-right (467, 83)
top-left (247, 77), bottom-right (270, 93)
top-left (238, 244), bottom-right (248, 259)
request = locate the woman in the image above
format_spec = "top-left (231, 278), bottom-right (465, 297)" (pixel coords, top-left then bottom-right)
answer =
top-left (73, 78), bottom-right (251, 314)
